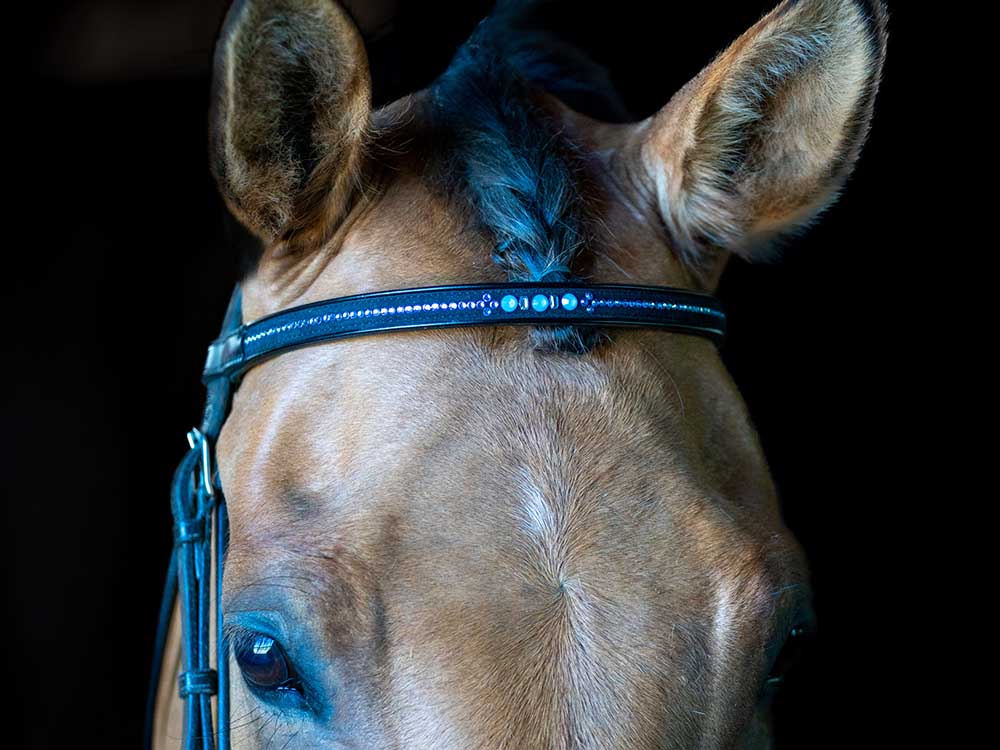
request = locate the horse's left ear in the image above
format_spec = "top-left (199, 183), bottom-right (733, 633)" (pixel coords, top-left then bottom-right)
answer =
top-left (210, 0), bottom-right (371, 252)
top-left (637, 0), bottom-right (887, 267)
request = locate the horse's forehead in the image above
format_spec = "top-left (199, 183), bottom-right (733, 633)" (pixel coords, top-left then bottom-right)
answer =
top-left (217, 326), bottom-right (788, 592)
top-left (215, 325), bottom-right (798, 744)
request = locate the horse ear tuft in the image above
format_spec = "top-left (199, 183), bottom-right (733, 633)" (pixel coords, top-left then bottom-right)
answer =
top-left (210, 0), bottom-right (371, 250)
top-left (639, 0), bottom-right (887, 267)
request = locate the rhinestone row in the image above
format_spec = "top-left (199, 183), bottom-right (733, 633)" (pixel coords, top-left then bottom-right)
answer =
top-left (586, 297), bottom-right (723, 317)
top-left (245, 291), bottom-right (722, 347)
top-left (246, 293), bottom-right (501, 345)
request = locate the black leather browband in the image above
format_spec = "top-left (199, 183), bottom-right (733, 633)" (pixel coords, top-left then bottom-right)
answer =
top-left (202, 282), bottom-right (727, 382)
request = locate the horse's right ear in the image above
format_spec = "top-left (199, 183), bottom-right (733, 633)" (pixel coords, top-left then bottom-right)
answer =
top-left (210, 0), bottom-right (371, 251)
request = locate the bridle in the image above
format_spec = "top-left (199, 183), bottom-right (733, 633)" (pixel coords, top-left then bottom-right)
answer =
top-left (145, 280), bottom-right (726, 750)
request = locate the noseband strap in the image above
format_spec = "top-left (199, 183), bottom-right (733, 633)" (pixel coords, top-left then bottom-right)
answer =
top-left (147, 281), bottom-right (725, 750)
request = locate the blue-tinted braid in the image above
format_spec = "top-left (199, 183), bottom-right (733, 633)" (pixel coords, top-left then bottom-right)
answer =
top-left (430, 15), bottom-right (625, 351)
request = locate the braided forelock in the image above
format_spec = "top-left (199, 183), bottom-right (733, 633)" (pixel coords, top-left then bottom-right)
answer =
top-left (431, 18), bottom-right (606, 353)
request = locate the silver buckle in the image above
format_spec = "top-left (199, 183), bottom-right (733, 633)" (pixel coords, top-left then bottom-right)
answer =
top-left (186, 427), bottom-right (215, 499)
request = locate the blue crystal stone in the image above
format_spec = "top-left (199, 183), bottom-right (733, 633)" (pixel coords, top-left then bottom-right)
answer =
top-left (531, 294), bottom-right (550, 312)
top-left (500, 295), bottom-right (518, 312)
top-left (560, 293), bottom-right (579, 311)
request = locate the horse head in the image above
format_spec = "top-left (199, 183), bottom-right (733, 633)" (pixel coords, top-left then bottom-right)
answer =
top-left (168, 1), bottom-right (887, 746)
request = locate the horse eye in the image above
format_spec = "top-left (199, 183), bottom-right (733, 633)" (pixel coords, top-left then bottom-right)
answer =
top-left (233, 632), bottom-right (301, 694)
top-left (765, 623), bottom-right (814, 691)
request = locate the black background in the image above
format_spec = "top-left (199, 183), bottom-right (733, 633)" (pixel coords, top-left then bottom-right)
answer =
top-left (6, 1), bottom-right (935, 747)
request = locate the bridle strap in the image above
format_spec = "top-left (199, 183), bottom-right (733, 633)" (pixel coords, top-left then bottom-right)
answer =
top-left (146, 290), bottom-right (240, 750)
top-left (149, 281), bottom-right (725, 750)
top-left (203, 282), bottom-right (726, 383)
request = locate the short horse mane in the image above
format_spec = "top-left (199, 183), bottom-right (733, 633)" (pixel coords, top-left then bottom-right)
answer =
top-left (428, 12), bottom-right (629, 353)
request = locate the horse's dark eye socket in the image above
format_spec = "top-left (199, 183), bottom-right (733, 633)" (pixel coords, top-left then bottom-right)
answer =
top-left (766, 624), bottom-right (814, 691)
top-left (233, 633), bottom-right (298, 692)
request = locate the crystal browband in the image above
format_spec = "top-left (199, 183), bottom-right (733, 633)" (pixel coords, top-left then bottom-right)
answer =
top-left (203, 282), bottom-right (726, 382)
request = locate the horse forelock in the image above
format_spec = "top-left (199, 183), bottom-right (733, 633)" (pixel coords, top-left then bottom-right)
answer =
top-left (424, 16), bottom-right (627, 353)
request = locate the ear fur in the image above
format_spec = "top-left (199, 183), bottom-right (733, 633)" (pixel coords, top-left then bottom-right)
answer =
top-left (210, 0), bottom-right (371, 250)
top-left (640, 0), bottom-right (887, 266)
